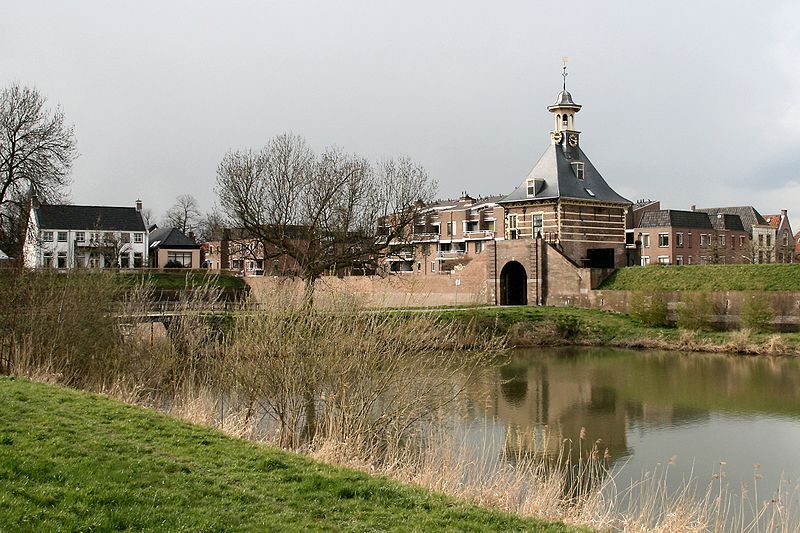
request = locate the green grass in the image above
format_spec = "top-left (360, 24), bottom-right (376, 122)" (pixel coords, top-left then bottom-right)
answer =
top-left (438, 305), bottom-right (800, 354)
top-left (599, 264), bottom-right (800, 291)
top-left (0, 378), bottom-right (579, 532)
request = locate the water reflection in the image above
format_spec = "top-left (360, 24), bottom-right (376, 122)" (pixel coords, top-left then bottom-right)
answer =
top-left (469, 346), bottom-right (800, 486)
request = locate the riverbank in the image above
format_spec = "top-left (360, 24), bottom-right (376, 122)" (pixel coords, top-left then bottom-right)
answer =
top-left (441, 306), bottom-right (800, 355)
top-left (0, 377), bottom-right (579, 532)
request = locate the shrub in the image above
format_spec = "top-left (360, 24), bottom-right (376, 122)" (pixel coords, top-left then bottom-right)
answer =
top-left (553, 314), bottom-right (581, 339)
top-left (739, 294), bottom-right (774, 333)
top-left (676, 292), bottom-right (714, 331)
top-left (629, 291), bottom-right (669, 327)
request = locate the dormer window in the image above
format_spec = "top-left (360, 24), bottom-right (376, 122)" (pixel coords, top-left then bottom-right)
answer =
top-left (572, 162), bottom-right (584, 180)
top-left (526, 179), bottom-right (536, 197)
top-left (584, 188), bottom-right (595, 197)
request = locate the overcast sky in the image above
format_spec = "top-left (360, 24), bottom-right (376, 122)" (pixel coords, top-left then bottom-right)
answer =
top-left (2, 1), bottom-right (799, 229)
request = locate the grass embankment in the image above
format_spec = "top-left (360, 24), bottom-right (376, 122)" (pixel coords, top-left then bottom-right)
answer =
top-left (119, 271), bottom-right (246, 290)
top-left (0, 377), bottom-right (577, 532)
top-left (444, 306), bottom-right (800, 355)
top-left (600, 263), bottom-right (800, 291)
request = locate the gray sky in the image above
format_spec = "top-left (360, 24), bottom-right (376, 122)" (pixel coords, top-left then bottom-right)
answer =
top-left (2, 1), bottom-right (799, 230)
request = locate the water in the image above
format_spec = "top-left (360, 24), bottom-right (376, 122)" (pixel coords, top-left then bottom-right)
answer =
top-left (462, 346), bottom-right (800, 501)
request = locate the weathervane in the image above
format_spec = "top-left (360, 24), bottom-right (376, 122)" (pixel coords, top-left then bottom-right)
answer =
top-left (561, 56), bottom-right (569, 91)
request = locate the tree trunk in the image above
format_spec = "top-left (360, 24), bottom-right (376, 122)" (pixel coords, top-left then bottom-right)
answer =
top-left (302, 275), bottom-right (316, 310)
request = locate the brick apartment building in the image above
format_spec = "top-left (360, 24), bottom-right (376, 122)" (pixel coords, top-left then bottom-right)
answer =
top-left (763, 210), bottom-right (795, 263)
top-left (637, 209), bottom-right (749, 265)
top-left (385, 194), bottom-right (504, 274)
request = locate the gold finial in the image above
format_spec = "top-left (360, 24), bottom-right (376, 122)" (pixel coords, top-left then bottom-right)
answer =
top-left (561, 56), bottom-right (569, 91)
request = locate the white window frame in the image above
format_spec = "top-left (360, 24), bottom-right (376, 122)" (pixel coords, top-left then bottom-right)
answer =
top-left (572, 162), bottom-right (585, 180)
top-left (676, 232), bottom-right (683, 247)
top-left (657, 256), bottom-right (669, 264)
top-left (658, 233), bottom-right (669, 247)
top-left (676, 255), bottom-right (684, 265)
top-left (526, 179), bottom-right (536, 197)
top-left (42, 231), bottom-right (53, 242)
top-left (57, 231), bottom-right (68, 242)
top-left (75, 231), bottom-right (85, 242)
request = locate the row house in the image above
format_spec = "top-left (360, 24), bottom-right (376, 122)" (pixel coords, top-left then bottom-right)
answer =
top-left (637, 209), bottom-right (749, 265)
top-left (23, 200), bottom-right (149, 269)
top-left (697, 206), bottom-right (775, 264)
top-left (763, 210), bottom-right (795, 263)
top-left (385, 194), bottom-right (504, 274)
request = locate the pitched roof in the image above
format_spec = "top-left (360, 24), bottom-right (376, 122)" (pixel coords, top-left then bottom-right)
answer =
top-left (696, 206), bottom-right (767, 232)
top-left (710, 213), bottom-right (745, 232)
top-left (500, 144), bottom-right (630, 205)
top-left (149, 227), bottom-right (199, 249)
top-left (36, 204), bottom-right (146, 232)
top-left (763, 214), bottom-right (782, 229)
top-left (638, 209), bottom-right (714, 229)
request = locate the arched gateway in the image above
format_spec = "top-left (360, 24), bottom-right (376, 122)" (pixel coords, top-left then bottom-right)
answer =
top-left (500, 261), bottom-right (527, 305)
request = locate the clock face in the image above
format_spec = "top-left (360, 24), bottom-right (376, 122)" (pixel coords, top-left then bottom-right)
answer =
top-left (551, 131), bottom-right (563, 143)
top-left (568, 134), bottom-right (578, 147)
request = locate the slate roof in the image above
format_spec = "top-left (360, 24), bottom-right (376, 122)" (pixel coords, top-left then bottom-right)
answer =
top-left (710, 213), bottom-right (745, 232)
top-left (500, 144), bottom-right (630, 205)
top-left (697, 206), bottom-right (767, 232)
top-left (638, 210), bottom-right (714, 229)
top-left (149, 227), bottom-right (199, 249)
top-left (36, 204), bottom-right (146, 232)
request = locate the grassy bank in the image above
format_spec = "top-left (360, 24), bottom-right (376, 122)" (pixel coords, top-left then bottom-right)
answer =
top-left (442, 305), bottom-right (800, 355)
top-left (0, 377), bottom-right (577, 532)
top-left (599, 263), bottom-right (800, 291)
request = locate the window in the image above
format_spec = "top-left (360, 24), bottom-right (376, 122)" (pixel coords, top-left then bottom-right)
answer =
top-left (676, 233), bottom-right (683, 247)
top-left (740, 236), bottom-right (745, 247)
top-left (658, 233), bottom-right (669, 247)
top-left (121, 233), bottom-right (131, 243)
top-left (507, 215), bottom-right (519, 240)
top-left (532, 214), bottom-right (543, 238)
top-left (431, 261), bottom-right (436, 273)
top-left (767, 235), bottom-right (772, 247)
top-left (446, 222), bottom-right (453, 236)
top-left (57, 231), bottom-right (68, 242)
top-left (43, 252), bottom-right (53, 266)
top-left (688, 233), bottom-right (693, 248)
top-left (641, 256), bottom-right (650, 266)
top-left (167, 251), bottom-right (193, 268)
top-left (687, 256), bottom-right (692, 265)
top-left (658, 256), bottom-right (669, 264)
top-left (572, 162), bottom-right (584, 180)
top-left (120, 253), bottom-right (130, 268)
top-left (104, 232), bottom-right (113, 243)
top-left (133, 232), bottom-right (143, 243)
top-left (584, 188), bottom-right (595, 197)
top-left (57, 252), bottom-right (67, 268)
top-left (700, 234), bottom-right (709, 247)
top-left (75, 232), bottom-right (85, 242)
top-left (759, 234), bottom-right (764, 246)
top-left (784, 232), bottom-right (789, 246)
top-left (676, 255), bottom-right (684, 265)
top-left (474, 241), bottom-right (483, 253)
top-left (133, 252), bottom-right (143, 268)
top-left (719, 235), bottom-right (725, 247)
top-left (42, 231), bottom-right (53, 242)
top-left (642, 233), bottom-right (650, 248)
top-left (526, 179), bottom-right (536, 197)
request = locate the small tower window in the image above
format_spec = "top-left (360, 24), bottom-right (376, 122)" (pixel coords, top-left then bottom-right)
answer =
top-left (572, 162), bottom-right (584, 180)
top-left (526, 179), bottom-right (536, 197)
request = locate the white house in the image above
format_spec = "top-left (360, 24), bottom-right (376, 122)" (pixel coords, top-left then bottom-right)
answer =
top-left (23, 199), bottom-right (149, 269)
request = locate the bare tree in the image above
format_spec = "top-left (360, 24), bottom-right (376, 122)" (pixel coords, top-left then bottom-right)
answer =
top-left (197, 208), bottom-right (225, 242)
top-left (163, 194), bottom-right (201, 235)
top-left (216, 133), bottom-right (436, 306)
top-left (0, 84), bottom-right (77, 256)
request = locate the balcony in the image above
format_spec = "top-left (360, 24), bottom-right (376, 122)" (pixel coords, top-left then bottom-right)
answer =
top-left (412, 233), bottom-right (440, 242)
top-left (385, 251), bottom-right (414, 262)
top-left (464, 230), bottom-right (495, 239)
top-left (436, 250), bottom-right (466, 260)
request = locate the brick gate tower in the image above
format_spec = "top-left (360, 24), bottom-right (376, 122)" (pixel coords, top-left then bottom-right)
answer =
top-left (490, 64), bottom-right (631, 305)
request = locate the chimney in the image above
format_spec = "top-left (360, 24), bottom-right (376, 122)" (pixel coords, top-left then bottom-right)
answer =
top-left (188, 231), bottom-right (196, 243)
top-left (690, 205), bottom-right (696, 211)
top-left (782, 209), bottom-right (788, 218)
top-left (135, 199), bottom-right (143, 212)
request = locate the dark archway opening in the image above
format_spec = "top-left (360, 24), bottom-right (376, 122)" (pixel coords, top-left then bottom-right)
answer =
top-left (500, 261), bottom-right (528, 305)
